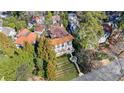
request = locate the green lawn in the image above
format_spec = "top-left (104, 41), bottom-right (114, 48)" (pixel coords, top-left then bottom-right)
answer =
top-left (0, 54), bottom-right (9, 62)
top-left (55, 55), bottom-right (78, 81)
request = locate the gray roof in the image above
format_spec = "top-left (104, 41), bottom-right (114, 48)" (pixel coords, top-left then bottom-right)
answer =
top-left (2, 27), bottom-right (15, 36)
top-left (73, 58), bottom-right (124, 81)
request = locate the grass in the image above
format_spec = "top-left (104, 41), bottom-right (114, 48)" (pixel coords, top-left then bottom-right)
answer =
top-left (55, 55), bottom-right (78, 81)
top-left (0, 54), bottom-right (9, 62)
top-left (55, 70), bottom-right (78, 81)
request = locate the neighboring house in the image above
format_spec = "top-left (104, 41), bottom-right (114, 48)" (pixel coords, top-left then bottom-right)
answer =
top-left (0, 27), bottom-right (16, 40)
top-left (28, 16), bottom-right (45, 29)
top-left (67, 12), bottom-right (79, 34)
top-left (0, 20), bottom-right (16, 39)
top-left (34, 24), bottom-right (45, 37)
top-left (32, 16), bottom-right (45, 25)
top-left (15, 28), bottom-right (37, 48)
top-left (68, 13), bottom-right (78, 24)
top-left (48, 25), bottom-right (74, 57)
top-left (0, 11), bottom-right (9, 19)
top-left (16, 28), bottom-right (30, 38)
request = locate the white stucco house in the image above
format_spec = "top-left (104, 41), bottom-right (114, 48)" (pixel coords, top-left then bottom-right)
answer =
top-left (49, 25), bottom-right (74, 57)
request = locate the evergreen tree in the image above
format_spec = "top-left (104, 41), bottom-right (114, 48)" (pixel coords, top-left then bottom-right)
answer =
top-left (0, 32), bottom-right (16, 56)
top-left (60, 12), bottom-right (68, 27)
top-left (45, 11), bottom-right (53, 26)
top-left (78, 11), bottom-right (107, 49)
top-left (37, 36), bottom-right (57, 80)
top-left (47, 48), bottom-right (57, 80)
top-left (3, 16), bottom-right (27, 31)
top-left (118, 12), bottom-right (124, 30)
top-left (15, 42), bottom-right (34, 80)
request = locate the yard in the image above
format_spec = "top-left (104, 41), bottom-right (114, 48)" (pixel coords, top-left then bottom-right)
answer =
top-left (55, 55), bottom-right (78, 81)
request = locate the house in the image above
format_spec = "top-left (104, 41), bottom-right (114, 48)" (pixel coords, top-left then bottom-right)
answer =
top-left (15, 28), bottom-right (37, 48)
top-left (0, 11), bottom-right (9, 19)
top-left (34, 24), bottom-right (45, 37)
top-left (67, 12), bottom-right (79, 34)
top-left (32, 16), bottom-right (45, 25)
top-left (28, 16), bottom-right (45, 29)
top-left (16, 28), bottom-right (30, 38)
top-left (1, 27), bottom-right (16, 39)
top-left (0, 20), bottom-right (16, 39)
top-left (48, 25), bottom-right (74, 57)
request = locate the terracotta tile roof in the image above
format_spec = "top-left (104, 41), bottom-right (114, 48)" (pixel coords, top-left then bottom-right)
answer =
top-left (15, 36), bottom-right (26, 45)
top-left (17, 28), bottom-right (30, 37)
top-left (49, 34), bottom-right (74, 46)
top-left (15, 32), bottom-right (37, 46)
top-left (26, 32), bottom-right (37, 43)
top-left (34, 24), bottom-right (45, 32)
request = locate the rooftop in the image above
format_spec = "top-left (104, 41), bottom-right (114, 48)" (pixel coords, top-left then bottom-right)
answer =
top-left (49, 34), bottom-right (74, 46)
top-left (15, 30), bottom-right (37, 46)
top-left (34, 24), bottom-right (45, 32)
top-left (1, 27), bottom-right (15, 36)
top-left (17, 28), bottom-right (30, 37)
top-left (49, 25), bottom-right (69, 39)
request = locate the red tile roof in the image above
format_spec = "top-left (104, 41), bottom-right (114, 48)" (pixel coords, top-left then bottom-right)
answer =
top-left (15, 36), bottom-right (26, 45)
top-left (15, 32), bottom-right (37, 46)
top-left (26, 32), bottom-right (37, 43)
top-left (17, 28), bottom-right (30, 37)
top-left (49, 34), bottom-right (74, 46)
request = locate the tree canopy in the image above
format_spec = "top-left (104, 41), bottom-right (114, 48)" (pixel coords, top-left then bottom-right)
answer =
top-left (78, 12), bottom-right (107, 49)
top-left (3, 16), bottom-right (27, 31)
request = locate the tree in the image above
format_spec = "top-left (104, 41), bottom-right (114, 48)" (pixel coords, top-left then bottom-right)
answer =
top-left (45, 11), bottom-right (53, 26)
top-left (0, 57), bottom-right (19, 80)
top-left (78, 11), bottom-right (107, 49)
top-left (0, 41), bottom-right (35, 81)
top-left (118, 12), bottom-right (124, 30)
top-left (15, 42), bottom-right (35, 80)
top-left (47, 48), bottom-right (57, 80)
top-left (36, 37), bottom-right (45, 77)
top-left (3, 16), bottom-right (27, 31)
top-left (37, 37), bottom-right (44, 59)
top-left (0, 32), bottom-right (16, 56)
top-left (10, 11), bottom-right (31, 24)
top-left (37, 36), bottom-right (57, 80)
top-left (60, 12), bottom-right (68, 27)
